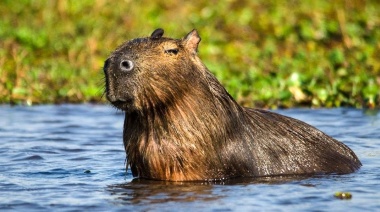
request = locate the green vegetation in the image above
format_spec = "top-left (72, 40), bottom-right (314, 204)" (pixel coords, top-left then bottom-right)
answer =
top-left (1, 0), bottom-right (379, 108)
top-left (334, 191), bottom-right (353, 200)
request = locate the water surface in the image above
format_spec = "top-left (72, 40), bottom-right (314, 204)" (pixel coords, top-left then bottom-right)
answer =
top-left (0, 105), bottom-right (379, 211)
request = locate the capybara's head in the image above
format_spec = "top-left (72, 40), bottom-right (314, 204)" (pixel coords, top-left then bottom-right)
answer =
top-left (103, 28), bottom-right (205, 112)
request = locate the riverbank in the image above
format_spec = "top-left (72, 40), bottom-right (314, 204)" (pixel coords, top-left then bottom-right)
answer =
top-left (1, 0), bottom-right (379, 108)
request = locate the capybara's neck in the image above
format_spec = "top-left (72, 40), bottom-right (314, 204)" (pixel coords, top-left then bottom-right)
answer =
top-left (123, 67), bottom-right (253, 181)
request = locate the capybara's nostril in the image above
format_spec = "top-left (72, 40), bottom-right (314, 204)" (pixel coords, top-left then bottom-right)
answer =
top-left (120, 60), bottom-right (134, 72)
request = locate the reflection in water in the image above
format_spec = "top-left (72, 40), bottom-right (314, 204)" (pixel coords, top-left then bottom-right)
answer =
top-left (107, 175), bottom-right (312, 206)
top-left (108, 179), bottom-right (220, 205)
top-left (363, 108), bottom-right (379, 117)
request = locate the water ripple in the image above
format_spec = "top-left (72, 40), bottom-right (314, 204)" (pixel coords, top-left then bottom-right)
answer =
top-left (13, 155), bottom-right (45, 161)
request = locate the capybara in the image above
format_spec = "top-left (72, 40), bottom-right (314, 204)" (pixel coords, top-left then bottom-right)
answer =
top-left (103, 28), bottom-right (361, 181)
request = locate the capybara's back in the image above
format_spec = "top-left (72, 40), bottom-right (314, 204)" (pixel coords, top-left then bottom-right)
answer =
top-left (244, 109), bottom-right (360, 176)
top-left (103, 28), bottom-right (361, 181)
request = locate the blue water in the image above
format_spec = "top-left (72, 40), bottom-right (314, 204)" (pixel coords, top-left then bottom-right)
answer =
top-left (0, 104), bottom-right (379, 211)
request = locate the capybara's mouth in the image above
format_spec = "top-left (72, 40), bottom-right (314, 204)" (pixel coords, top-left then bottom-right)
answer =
top-left (110, 99), bottom-right (134, 110)
top-left (106, 93), bottom-right (133, 109)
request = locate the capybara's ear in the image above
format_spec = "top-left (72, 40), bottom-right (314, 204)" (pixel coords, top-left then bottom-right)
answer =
top-left (151, 28), bottom-right (164, 39)
top-left (183, 29), bottom-right (201, 54)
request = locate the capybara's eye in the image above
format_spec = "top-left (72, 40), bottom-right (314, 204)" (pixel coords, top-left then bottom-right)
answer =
top-left (164, 48), bottom-right (179, 55)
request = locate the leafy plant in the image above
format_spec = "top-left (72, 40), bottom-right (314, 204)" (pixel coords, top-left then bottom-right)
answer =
top-left (0, 0), bottom-right (379, 108)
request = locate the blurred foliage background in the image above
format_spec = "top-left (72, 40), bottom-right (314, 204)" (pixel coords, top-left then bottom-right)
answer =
top-left (1, 0), bottom-right (379, 108)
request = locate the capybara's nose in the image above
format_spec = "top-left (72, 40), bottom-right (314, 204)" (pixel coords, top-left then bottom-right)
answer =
top-left (120, 60), bottom-right (134, 72)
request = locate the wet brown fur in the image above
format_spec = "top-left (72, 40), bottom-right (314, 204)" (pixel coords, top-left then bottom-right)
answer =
top-left (103, 29), bottom-right (361, 181)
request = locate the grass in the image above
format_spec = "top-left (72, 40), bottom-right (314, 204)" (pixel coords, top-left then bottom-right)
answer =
top-left (1, 0), bottom-right (379, 108)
